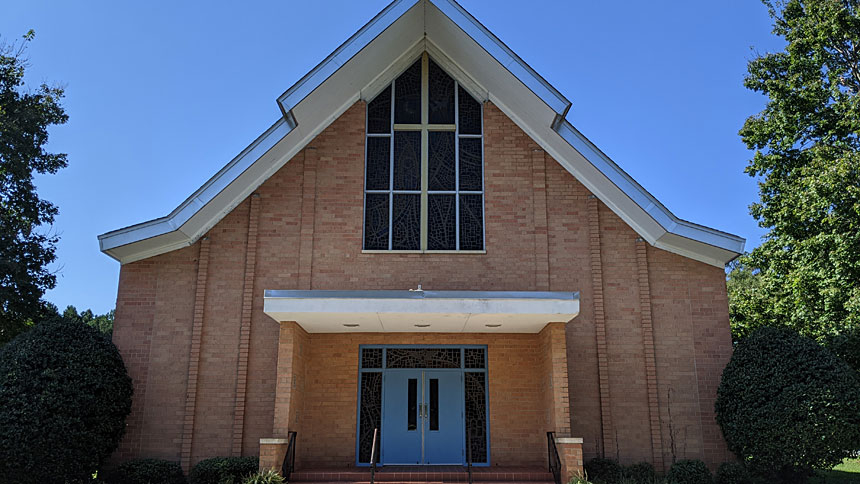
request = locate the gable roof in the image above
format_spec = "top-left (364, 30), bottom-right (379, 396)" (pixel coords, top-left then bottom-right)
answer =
top-left (98, 0), bottom-right (745, 267)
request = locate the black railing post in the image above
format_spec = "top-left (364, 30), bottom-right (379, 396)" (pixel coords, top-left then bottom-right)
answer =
top-left (370, 427), bottom-right (379, 484)
top-left (546, 431), bottom-right (562, 484)
top-left (282, 431), bottom-right (297, 481)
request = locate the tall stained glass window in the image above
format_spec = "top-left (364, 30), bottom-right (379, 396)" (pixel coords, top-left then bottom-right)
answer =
top-left (364, 52), bottom-right (484, 251)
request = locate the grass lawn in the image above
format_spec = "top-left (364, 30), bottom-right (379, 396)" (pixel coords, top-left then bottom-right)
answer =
top-left (811, 459), bottom-right (860, 483)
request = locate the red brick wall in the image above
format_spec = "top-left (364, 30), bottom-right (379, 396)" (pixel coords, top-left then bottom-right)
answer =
top-left (111, 100), bottom-right (734, 469)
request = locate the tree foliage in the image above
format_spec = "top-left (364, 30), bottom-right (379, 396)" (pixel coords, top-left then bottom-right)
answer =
top-left (63, 304), bottom-right (115, 336)
top-left (715, 327), bottom-right (860, 482)
top-left (732, 0), bottom-right (860, 341)
top-left (0, 31), bottom-right (68, 344)
top-left (0, 318), bottom-right (133, 483)
top-left (825, 325), bottom-right (860, 371)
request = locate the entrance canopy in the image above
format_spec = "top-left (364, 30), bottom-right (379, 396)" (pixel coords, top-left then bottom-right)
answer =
top-left (263, 290), bottom-right (579, 333)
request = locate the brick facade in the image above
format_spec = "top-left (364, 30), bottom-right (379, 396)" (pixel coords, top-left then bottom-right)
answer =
top-left (110, 100), bottom-right (733, 470)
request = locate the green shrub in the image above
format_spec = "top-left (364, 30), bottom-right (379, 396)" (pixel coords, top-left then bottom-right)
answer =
top-left (106, 458), bottom-right (186, 484)
top-left (826, 327), bottom-right (860, 373)
top-left (0, 320), bottom-right (133, 484)
top-left (667, 459), bottom-right (711, 484)
top-left (189, 457), bottom-right (259, 484)
top-left (714, 462), bottom-right (750, 484)
top-left (569, 476), bottom-right (595, 484)
top-left (584, 457), bottom-right (622, 483)
top-left (715, 327), bottom-right (860, 481)
top-left (242, 469), bottom-right (285, 484)
top-left (623, 462), bottom-right (656, 484)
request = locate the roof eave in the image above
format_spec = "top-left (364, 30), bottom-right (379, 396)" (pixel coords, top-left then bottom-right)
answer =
top-left (97, 0), bottom-right (744, 268)
top-left (553, 120), bottom-right (745, 265)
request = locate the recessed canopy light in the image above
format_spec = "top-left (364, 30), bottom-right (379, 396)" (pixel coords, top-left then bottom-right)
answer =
top-left (414, 324), bottom-right (431, 328)
top-left (485, 324), bottom-right (502, 328)
top-left (343, 323), bottom-right (360, 328)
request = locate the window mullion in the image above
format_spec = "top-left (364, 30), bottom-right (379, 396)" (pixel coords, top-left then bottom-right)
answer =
top-left (419, 52), bottom-right (429, 251)
top-left (454, 81), bottom-right (461, 251)
top-left (389, 79), bottom-right (395, 250)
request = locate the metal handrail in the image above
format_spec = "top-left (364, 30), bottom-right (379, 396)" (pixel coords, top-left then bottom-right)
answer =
top-left (370, 428), bottom-right (379, 484)
top-left (466, 427), bottom-right (473, 484)
top-left (282, 431), bottom-right (297, 481)
top-left (546, 432), bottom-right (562, 484)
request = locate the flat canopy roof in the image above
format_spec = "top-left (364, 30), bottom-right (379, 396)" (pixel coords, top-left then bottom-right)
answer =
top-left (263, 290), bottom-right (580, 333)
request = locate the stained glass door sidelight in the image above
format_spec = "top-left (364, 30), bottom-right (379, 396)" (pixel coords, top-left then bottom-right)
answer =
top-left (357, 346), bottom-right (489, 466)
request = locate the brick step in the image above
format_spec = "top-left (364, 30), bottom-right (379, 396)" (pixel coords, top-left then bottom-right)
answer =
top-left (289, 469), bottom-right (553, 483)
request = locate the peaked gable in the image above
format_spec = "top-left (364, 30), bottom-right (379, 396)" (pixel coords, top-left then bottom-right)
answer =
top-left (98, 0), bottom-right (744, 267)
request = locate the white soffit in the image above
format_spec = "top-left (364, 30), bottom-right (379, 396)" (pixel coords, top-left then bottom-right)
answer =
top-left (98, 0), bottom-right (745, 267)
top-left (263, 290), bottom-right (580, 333)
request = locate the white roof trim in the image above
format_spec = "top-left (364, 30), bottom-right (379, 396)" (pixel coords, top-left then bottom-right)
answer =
top-left (99, 0), bottom-right (744, 267)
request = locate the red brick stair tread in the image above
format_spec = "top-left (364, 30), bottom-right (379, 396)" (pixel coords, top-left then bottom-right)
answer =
top-left (289, 467), bottom-right (553, 483)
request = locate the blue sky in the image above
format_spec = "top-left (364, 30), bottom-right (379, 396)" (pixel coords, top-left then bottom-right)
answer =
top-left (2, 1), bottom-right (783, 314)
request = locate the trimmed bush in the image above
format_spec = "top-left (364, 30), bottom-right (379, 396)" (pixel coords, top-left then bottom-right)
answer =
top-left (106, 458), bottom-right (186, 484)
top-left (667, 459), bottom-right (712, 484)
top-left (0, 320), bottom-right (133, 484)
top-left (715, 327), bottom-right (860, 481)
top-left (584, 457), bottom-right (622, 483)
top-left (714, 462), bottom-right (750, 484)
top-left (242, 469), bottom-right (285, 484)
top-left (189, 457), bottom-right (259, 484)
top-left (826, 327), bottom-right (860, 373)
top-left (623, 461), bottom-right (656, 484)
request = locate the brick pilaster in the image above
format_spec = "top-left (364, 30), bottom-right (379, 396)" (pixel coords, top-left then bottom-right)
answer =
top-left (298, 148), bottom-right (317, 290)
top-left (636, 240), bottom-right (664, 471)
top-left (273, 322), bottom-right (308, 437)
top-left (181, 237), bottom-right (211, 472)
top-left (232, 194), bottom-right (262, 456)
top-left (532, 149), bottom-right (550, 291)
top-left (541, 322), bottom-right (571, 435)
top-left (112, 260), bottom-right (157, 462)
top-left (587, 196), bottom-right (614, 456)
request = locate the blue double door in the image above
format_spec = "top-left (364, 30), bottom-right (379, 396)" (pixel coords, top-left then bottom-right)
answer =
top-left (381, 370), bottom-right (465, 465)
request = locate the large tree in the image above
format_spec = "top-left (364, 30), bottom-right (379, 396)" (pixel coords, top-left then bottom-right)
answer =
top-left (0, 31), bottom-right (67, 344)
top-left (732, 0), bottom-right (860, 341)
top-left (62, 305), bottom-right (114, 336)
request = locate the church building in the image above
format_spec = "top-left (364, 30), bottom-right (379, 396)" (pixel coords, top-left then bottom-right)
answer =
top-left (99, 1), bottom-right (744, 481)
